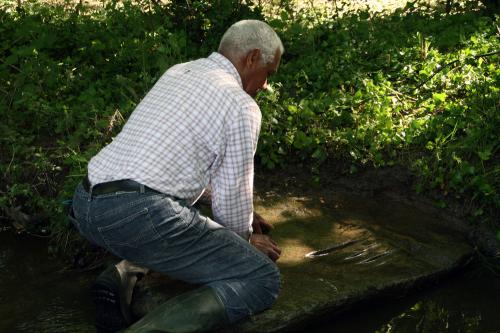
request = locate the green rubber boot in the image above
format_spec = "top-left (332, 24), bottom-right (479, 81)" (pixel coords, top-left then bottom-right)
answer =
top-left (123, 286), bottom-right (228, 333)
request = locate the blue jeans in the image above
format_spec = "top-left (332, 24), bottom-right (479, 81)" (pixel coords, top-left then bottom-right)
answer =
top-left (70, 183), bottom-right (280, 323)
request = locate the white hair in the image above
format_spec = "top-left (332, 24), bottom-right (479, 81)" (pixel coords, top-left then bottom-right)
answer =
top-left (218, 20), bottom-right (284, 65)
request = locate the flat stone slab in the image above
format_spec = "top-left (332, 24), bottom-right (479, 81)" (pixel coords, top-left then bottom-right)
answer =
top-left (131, 185), bottom-right (474, 332)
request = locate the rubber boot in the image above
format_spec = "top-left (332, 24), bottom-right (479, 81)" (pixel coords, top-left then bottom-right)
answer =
top-left (116, 260), bottom-right (150, 309)
top-left (122, 286), bottom-right (228, 333)
top-left (92, 260), bottom-right (149, 333)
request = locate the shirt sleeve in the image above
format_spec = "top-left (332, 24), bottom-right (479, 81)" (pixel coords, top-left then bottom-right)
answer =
top-left (211, 104), bottom-right (261, 239)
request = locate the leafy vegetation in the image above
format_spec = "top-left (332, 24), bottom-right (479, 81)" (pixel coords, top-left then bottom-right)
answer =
top-left (258, 1), bottom-right (499, 224)
top-left (1, 0), bottom-right (498, 244)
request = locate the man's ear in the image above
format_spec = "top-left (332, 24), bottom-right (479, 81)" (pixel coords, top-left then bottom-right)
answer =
top-left (245, 48), bottom-right (262, 68)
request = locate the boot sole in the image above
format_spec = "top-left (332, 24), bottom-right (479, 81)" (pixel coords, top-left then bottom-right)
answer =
top-left (91, 266), bottom-right (132, 332)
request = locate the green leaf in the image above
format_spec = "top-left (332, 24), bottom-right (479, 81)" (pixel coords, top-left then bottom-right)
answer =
top-left (473, 208), bottom-right (483, 216)
top-left (312, 147), bottom-right (326, 161)
top-left (4, 54), bottom-right (18, 66)
top-left (287, 105), bottom-right (298, 113)
top-left (478, 148), bottom-right (491, 161)
top-left (432, 92), bottom-right (447, 104)
top-left (435, 200), bottom-right (446, 208)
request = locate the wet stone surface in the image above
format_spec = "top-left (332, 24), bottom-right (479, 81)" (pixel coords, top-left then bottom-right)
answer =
top-left (131, 183), bottom-right (474, 333)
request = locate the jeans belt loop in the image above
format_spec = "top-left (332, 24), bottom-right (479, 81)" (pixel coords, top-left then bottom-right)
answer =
top-left (139, 184), bottom-right (145, 194)
top-left (88, 184), bottom-right (93, 201)
top-left (84, 175), bottom-right (93, 201)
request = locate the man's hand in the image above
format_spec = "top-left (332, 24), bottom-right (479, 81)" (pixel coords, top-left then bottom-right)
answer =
top-left (252, 212), bottom-right (274, 234)
top-left (250, 234), bottom-right (281, 262)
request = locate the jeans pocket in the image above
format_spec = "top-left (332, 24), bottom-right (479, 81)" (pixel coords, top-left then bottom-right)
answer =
top-left (161, 195), bottom-right (185, 215)
top-left (97, 207), bottom-right (161, 262)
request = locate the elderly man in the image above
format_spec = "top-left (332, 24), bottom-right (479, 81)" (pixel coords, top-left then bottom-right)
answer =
top-left (70, 20), bottom-right (284, 333)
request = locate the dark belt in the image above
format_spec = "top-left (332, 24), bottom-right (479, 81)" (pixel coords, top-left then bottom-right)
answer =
top-left (82, 176), bottom-right (161, 197)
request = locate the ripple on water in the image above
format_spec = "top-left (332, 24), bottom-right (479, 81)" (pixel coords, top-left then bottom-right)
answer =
top-left (16, 299), bottom-right (94, 333)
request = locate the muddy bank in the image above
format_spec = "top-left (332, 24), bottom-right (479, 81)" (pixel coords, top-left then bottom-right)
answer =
top-left (258, 165), bottom-right (499, 256)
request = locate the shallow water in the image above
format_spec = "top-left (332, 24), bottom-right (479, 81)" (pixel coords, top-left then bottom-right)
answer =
top-left (311, 259), bottom-right (500, 333)
top-left (1, 231), bottom-right (499, 333)
top-left (0, 231), bottom-right (96, 333)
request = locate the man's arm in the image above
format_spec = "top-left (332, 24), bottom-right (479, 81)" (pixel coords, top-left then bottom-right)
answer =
top-left (197, 188), bottom-right (273, 234)
top-left (210, 105), bottom-right (281, 260)
top-left (197, 186), bottom-right (281, 261)
top-left (210, 105), bottom-right (259, 239)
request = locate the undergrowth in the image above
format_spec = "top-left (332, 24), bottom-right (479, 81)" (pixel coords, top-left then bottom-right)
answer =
top-left (0, 0), bottom-right (498, 253)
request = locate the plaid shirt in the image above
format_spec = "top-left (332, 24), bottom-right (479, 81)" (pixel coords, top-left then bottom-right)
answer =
top-left (88, 52), bottom-right (261, 238)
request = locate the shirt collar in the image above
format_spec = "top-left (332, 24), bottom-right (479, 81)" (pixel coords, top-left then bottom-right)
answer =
top-left (208, 52), bottom-right (243, 88)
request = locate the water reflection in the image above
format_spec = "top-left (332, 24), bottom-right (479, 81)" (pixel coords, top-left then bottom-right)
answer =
top-left (375, 300), bottom-right (482, 332)
top-left (310, 261), bottom-right (500, 333)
